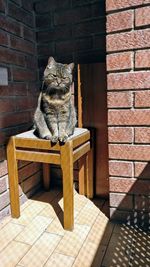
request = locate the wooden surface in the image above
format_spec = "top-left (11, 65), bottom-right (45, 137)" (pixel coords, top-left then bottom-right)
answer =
top-left (61, 141), bottom-right (74, 230)
top-left (79, 63), bottom-right (109, 197)
top-left (7, 137), bottom-right (20, 218)
top-left (7, 127), bottom-right (93, 231)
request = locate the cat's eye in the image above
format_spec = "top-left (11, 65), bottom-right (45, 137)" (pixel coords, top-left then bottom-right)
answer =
top-left (52, 74), bottom-right (57, 77)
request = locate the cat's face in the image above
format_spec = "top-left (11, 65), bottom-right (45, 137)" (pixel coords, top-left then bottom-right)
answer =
top-left (44, 57), bottom-right (74, 91)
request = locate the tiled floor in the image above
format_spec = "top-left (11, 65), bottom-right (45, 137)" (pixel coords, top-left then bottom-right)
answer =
top-left (0, 189), bottom-right (149, 267)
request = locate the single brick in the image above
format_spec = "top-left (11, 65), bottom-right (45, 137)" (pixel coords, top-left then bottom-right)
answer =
top-left (0, 161), bottom-right (8, 177)
top-left (0, 16), bottom-right (21, 36)
top-left (106, 0), bottom-right (150, 12)
top-left (135, 6), bottom-right (150, 27)
top-left (37, 26), bottom-right (71, 42)
top-left (15, 96), bottom-right (37, 111)
top-left (0, 31), bottom-right (8, 46)
top-left (135, 50), bottom-right (150, 69)
top-left (107, 52), bottom-right (133, 71)
top-left (54, 6), bottom-right (90, 25)
top-left (109, 193), bottom-right (133, 210)
top-left (107, 29), bottom-right (150, 52)
top-left (0, 112), bottom-right (31, 128)
top-left (0, 147), bottom-right (6, 161)
top-left (134, 161), bottom-right (150, 178)
top-left (54, 3), bottom-right (104, 25)
top-left (0, 132), bottom-right (6, 144)
top-left (73, 18), bottom-right (105, 37)
top-left (107, 71), bottom-right (150, 90)
top-left (10, 36), bottom-right (35, 55)
top-left (56, 38), bottom-right (92, 54)
top-left (109, 144), bottom-right (150, 161)
top-left (0, 176), bottom-right (7, 193)
top-left (0, 98), bottom-right (16, 113)
top-left (25, 56), bottom-right (38, 70)
top-left (22, 0), bottom-right (33, 12)
top-left (135, 127), bottom-right (150, 143)
top-left (12, 68), bottom-right (37, 82)
top-left (108, 110), bottom-right (150, 126)
top-left (110, 178), bottom-right (135, 193)
top-left (134, 90), bottom-right (150, 108)
top-left (0, 83), bottom-right (27, 96)
top-left (37, 43), bottom-right (54, 56)
top-left (109, 161), bottom-right (133, 177)
top-left (108, 127), bottom-right (133, 143)
top-left (107, 91), bottom-right (132, 108)
top-left (0, 0), bottom-right (5, 12)
top-left (0, 191), bottom-right (10, 210)
top-left (23, 26), bottom-right (36, 42)
top-left (0, 47), bottom-right (25, 66)
top-left (107, 10), bottom-right (133, 33)
top-left (110, 177), bottom-right (150, 195)
top-left (35, 0), bottom-right (70, 13)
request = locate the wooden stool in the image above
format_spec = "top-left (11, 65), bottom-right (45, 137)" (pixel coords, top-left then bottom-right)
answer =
top-left (7, 128), bottom-right (93, 230)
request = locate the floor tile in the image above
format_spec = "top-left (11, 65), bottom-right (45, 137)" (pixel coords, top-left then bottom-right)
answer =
top-left (39, 205), bottom-right (59, 219)
top-left (44, 253), bottom-right (75, 267)
top-left (19, 232), bottom-right (61, 267)
top-left (12, 201), bottom-right (47, 226)
top-left (75, 201), bottom-right (100, 226)
top-left (46, 214), bottom-right (65, 236)
top-left (55, 224), bottom-right (90, 257)
top-left (15, 215), bottom-right (52, 245)
top-left (0, 216), bottom-right (11, 229)
top-left (0, 240), bottom-right (30, 267)
top-left (0, 222), bottom-right (24, 252)
top-left (74, 194), bottom-right (88, 212)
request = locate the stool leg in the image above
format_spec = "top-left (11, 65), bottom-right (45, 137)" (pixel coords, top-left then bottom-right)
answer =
top-left (7, 137), bottom-right (20, 218)
top-left (86, 148), bottom-right (94, 199)
top-left (78, 157), bottom-right (87, 195)
top-left (43, 164), bottom-right (50, 191)
top-left (61, 141), bottom-right (74, 231)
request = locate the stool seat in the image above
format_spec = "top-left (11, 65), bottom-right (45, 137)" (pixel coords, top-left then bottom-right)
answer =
top-left (7, 127), bottom-right (93, 230)
top-left (16, 127), bottom-right (88, 139)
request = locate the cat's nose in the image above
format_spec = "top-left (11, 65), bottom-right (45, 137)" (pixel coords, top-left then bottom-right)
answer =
top-left (57, 78), bottom-right (61, 84)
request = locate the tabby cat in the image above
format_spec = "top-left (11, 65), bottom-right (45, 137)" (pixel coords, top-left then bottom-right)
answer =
top-left (34, 57), bottom-right (77, 143)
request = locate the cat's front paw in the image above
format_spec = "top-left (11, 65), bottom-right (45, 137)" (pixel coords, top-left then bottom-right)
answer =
top-left (51, 135), bottom-right (58, 143)
top-left (59, 134), bottom-right (68, 143)
top-left (44, 135), bottom-right (51, 140)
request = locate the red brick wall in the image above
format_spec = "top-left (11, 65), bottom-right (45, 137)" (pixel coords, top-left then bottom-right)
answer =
top-left (0, 0), bottom-right (41, 219)
top-left (34, 0), bottom-right (105, 76)
top-left (106, 1), bottom-right (150, 226)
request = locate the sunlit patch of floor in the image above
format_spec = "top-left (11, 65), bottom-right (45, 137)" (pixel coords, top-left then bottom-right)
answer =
top-left (0, 189), bottom-right (149, 267)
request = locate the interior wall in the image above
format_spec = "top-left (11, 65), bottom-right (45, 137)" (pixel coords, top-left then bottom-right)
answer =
top-left (34, 0), bottom-right (106, 77)
top-left (0, 0), bottom-right (39, 160)
top-left (0, 0), bottom-right (42, 219)
top-left (106, 1), bottom-right (150, 225)
top-left (80, 63), bottom-right (109, 197)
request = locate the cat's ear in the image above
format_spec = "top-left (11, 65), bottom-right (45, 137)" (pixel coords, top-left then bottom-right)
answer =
top-left (47, 57), bottom-right (55, 67)
top-left (67, 63), bottom-right (74, 72)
